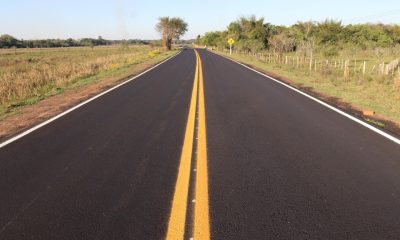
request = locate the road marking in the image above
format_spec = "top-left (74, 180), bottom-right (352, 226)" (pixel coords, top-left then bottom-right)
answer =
top-left (216, 52), bottom-right (400, 146)
top-left (194, 50), bottom-right (211, 240)
top-left (0, 51), bottom-right (182, 149)
top-left (166, 50), bottom-right (199, 240)
top-left (166, 50), bottom-right (210, 240)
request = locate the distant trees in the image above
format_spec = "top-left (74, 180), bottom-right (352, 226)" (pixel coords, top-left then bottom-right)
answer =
top-left (0, 34), bottom-right (21, 48)
top-left (199, 31), bottom-right (223, 47)
top-left (0, 35), bottom-right (154, 49)
top-left (156, 17), bottom-right (188, 50)
top-left (196, 16), bottom-right (400, 54)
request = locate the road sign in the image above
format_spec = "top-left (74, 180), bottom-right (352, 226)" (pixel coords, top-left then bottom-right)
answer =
top-left (228, 38), bottom-right (235, 55)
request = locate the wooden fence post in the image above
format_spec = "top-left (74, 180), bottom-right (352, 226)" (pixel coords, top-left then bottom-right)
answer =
top-left (344, 60), bottom-right (348, 78)
top-left (314, 59), bottom-right (317, 72)
top-left (362, 61), bottom-right (366, 76)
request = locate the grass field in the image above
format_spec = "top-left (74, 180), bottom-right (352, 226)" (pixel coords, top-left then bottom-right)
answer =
top-left (0, 45), bottom-right (175, 115)
top-left (216, 48), bottom-right (400, 125)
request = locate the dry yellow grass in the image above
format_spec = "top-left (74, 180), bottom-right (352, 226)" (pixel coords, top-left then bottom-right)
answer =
top-left (0, 45), bottom-right (168, 109)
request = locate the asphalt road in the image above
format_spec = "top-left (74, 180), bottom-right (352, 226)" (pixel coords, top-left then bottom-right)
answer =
top-left (1, 48), bottom-right (400, 239)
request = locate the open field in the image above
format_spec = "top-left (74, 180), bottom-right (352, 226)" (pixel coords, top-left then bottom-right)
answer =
top-left (215, 48), bottom-right (400, 126)
top-left (0, 45), bottom-right (174, 115)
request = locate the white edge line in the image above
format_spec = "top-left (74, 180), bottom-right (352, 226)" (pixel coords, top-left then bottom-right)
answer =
top-left (213, 51), bottom-right (400, 145)
top-left (0, 51), bottom-right (182, 148)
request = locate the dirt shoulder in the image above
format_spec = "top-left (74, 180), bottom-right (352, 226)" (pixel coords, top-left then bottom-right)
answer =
top-left (0, 52), bottom-right (178, 143)
top-left (217, 51), bottom-right (400, 138)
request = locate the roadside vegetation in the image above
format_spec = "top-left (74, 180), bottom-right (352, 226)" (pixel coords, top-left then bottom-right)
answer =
top-left (197, 16), bottom-right (400, 125)
top-left (0, 45), bottom-right (175, 116)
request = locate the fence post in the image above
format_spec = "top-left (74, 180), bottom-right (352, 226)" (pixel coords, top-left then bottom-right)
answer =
top-left (314, 59), bottom-right (317, 72)
top-left (362, 61), bottom-right (366, 76)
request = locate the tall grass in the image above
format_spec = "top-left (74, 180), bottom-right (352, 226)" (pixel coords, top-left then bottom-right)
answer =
top-left (0, 45), bottom-right (165, 108)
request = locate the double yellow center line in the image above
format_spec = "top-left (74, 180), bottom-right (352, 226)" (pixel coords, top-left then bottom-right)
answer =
top-left (166, 50), bottom-right (210, 240)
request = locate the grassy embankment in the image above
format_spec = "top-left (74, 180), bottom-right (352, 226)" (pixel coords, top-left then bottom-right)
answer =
top-left (0, 45), bottom-right (176, 116)
top-left (215, 48), bottom-right (400, 126)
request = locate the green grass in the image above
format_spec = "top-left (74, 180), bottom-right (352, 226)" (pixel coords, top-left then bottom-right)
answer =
top-left (216, 50), bottom-right (400, 125)
top-left (365, 118), bottom-right (385, 127)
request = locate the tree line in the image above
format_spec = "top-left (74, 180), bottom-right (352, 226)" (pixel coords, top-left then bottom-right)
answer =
top-left (0, 35), bottom-right (152, 49)
top-left (196, 16), bottom-right (400, 56)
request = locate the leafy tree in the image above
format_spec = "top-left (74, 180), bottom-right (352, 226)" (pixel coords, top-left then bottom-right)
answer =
top-left (228, 16), bottom-right (271, 51)
top-left (0, 34), bottom-right (20, 48)
top-left (195, 35), bottom-right (201, 44)
top-left (293, 21), bottom-right (316, 56)
top-left (155, 17), bottom-right (188, 50)
top-left (201, 31), bottom-right (222, 47)
top-left (316, 19), bottom-right (343, 45)
top-left (268, 32), bottom-right (296, 53)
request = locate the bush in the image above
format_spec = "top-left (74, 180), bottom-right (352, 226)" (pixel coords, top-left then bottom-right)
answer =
top-left (148, 49), bottom-right (161, 58)
top-left (322, 46), bottom-right (339, 57)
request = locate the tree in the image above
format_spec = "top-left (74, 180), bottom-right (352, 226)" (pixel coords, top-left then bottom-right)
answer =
top-left (0, 34), bottom-right (19, 48)
top-left (155, 17), bottom-right (188, 50)
top-left (225, 16), bottom-right (273, 52)
top-left (201, 32), bottom-right (222, 47)
top-left (316, 19), bottom-right (343, 45)
top-left (195, 35), bottom-right (201, 45)
top-left (268, 32), bottom-right (296, 53)
top-left (293, 21), bottom-right (316, 56)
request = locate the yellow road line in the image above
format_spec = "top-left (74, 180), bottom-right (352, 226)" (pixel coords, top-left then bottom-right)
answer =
top-left (166, 50), bottom-right (210, 240)
top-left (166, 50), bottom-right (199, 240)
top-left (194, 50), bottom-right (211, 240)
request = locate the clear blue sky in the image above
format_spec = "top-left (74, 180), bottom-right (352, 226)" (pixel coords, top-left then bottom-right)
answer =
top-left (1, 0), bottom-right (400, 40)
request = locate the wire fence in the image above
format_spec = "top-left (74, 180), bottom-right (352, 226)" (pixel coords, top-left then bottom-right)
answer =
top-left (214, 48), bottom-right (400, 80)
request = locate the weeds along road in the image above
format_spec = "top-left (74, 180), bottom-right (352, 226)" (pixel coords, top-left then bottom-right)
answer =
top-left (1, 48), bottom-right (400, 239)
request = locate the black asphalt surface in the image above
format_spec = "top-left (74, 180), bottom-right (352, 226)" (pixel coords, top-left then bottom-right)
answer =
top-left (197, 49), bottom-right (400, 239)
top-left (0, 49), bottom-right (196, 239)
top-left (1, 48), bottom-right (400, 240)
